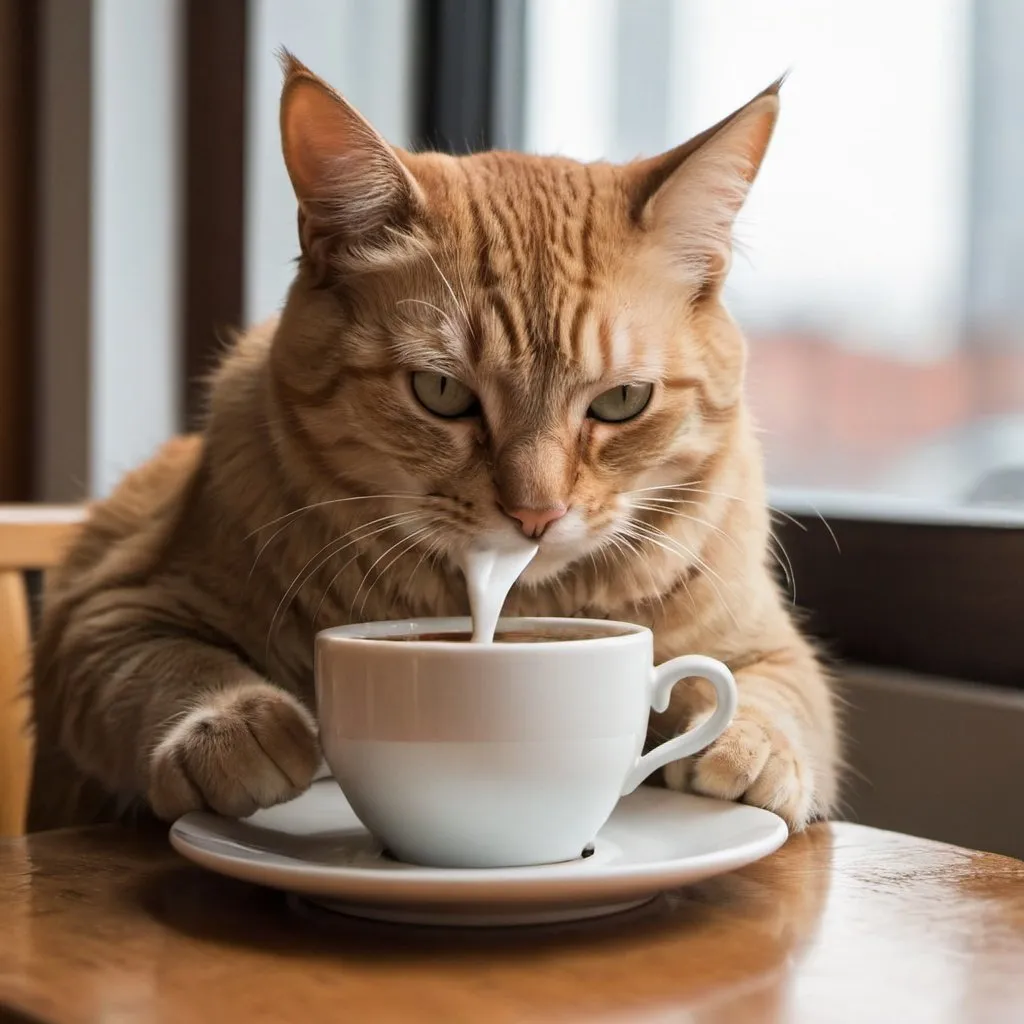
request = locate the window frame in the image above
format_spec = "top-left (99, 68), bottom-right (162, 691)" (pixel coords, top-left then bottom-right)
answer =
top-left (773, 506), bottom-right (1022, 689)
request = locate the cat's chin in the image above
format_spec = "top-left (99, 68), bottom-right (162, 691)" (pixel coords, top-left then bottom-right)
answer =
top-left (515, 541), bottom-right (595, 585)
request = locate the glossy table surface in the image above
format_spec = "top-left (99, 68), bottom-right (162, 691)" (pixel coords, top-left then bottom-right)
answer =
top-left (1, 820), bottom-right (1022, 1023)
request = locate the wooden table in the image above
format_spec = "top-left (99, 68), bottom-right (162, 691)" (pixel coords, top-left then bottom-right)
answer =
top-left (1, 822), bottom-right (1022, 1024)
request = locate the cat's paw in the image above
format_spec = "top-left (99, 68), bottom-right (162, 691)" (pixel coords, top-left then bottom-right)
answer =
top-left (148, 682), bottom-right (320, 820)
top-left (663, 706), bottom-right (816, 830)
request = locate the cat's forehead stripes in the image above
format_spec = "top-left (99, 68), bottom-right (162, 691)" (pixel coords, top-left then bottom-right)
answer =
top-left (437, 155), bottom-right (621, 369)
top-left (412, 154), bottom-right (693, 394)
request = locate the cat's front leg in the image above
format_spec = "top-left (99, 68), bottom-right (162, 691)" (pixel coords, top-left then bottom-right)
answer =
top-left (660, 642), bottom-right (838, 830)
top-left (36, 614), bottom-right (321, 822)
top-left (148, 680), bottom-right (320, 820)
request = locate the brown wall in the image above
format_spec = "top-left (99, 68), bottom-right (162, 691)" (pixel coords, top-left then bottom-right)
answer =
top-left (840, 665), bottom-right (1024, 859)
top-left (0, 0), bottom-right (37, 500)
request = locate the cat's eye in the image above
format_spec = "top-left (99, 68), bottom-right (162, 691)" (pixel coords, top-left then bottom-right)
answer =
top-left (411, 372), bottom-right (479, 418)
top-left (587, 383), bottom-right (654, 423)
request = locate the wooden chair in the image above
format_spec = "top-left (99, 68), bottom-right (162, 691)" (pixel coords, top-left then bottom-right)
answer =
top-left (0, 505), bottom-right (86, 836)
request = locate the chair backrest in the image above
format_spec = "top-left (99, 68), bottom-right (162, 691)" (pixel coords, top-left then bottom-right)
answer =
top-left (0, 505), bottom-right (86, 836)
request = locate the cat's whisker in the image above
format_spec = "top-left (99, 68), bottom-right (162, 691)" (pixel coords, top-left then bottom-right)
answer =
top-left (267, 512), bottom-right (430, 664)
top-left (676, 484), bottom-right (837, 585)
top-left (606, 531), bottom-right (664, 617)
top-left (768, 506), bottom-right (809, 532)
top-left (393, 524), bottom-right (442, 589)
top-left (310, 514), bottom-right (434, 627)
top-left (769, 533), bottom-right (797, 603)
top-left (629, 502), bottom-right (744, 554)
top-left (594, 535), bottom-right (627, 602)
top-left (275, 512), bottom-right (428, 621)
top-left (634, 484), bottom-right (827, 590)
top-left (370, 525), bottom-right (441, 611)
top-left (627, 519), bottom-right (734, 592)
top-left (437, 236), bottom-right (474, 330)
top-left (602, 536), bottom-right (632, 601)
top-left (452, 252), bottom-right (474, 329)
top-left (395, 298), bottom-right (461, 339)
top-left (622, 519), bottom-right (739, 629)
top-left (619, 533), bottom-right (652, 595)
top-left (623, 531), bottom-right (667, 617)
top-left (249, 507), bottom-right (425, 583)
top-left (245, 492), bottom-right (425, 540)
top-left (628, 495), bottom-right (703, 508)
top-left (626, 525), bottom-right (734, 629)
top-left (635, 488), bottom-right (816, 597)
top-left (617, 528), bottom-right (691, 621)
top-left (406, 528), bottom-right (446, 592)
top-left (392, 228), bottom-right (471, 328)
top-left (672, 484), bottom-right (812, 534)
top-left (624, 480), bottom-right (702, 497)
top-left (633, 492), bottom-right (801, 603)
top-left (396, 297), bottom-right (451, 320)
top-left (246, 496), bottom-right (427, 580)
top-left (800, 501), bottom-right (841, 553)
top-left (352, 524), bottom-right (437, 618)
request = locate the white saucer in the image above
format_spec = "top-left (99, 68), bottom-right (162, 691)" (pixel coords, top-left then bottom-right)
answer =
top-left (170, 779), bottom-right (788, 927)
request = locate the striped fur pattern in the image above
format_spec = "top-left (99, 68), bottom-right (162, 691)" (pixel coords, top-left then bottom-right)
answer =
top-left (29, 55), bottom-right (838, 831)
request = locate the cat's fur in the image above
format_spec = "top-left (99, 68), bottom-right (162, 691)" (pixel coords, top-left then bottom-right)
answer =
top-left (28, 55), bottom-right (839, 831)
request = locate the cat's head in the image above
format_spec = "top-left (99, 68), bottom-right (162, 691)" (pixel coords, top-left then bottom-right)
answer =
top-left (270, 53), bottom-right (778, 584)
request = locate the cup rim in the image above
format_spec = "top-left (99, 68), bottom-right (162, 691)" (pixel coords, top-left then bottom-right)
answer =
top-left (316, 616), bottom-right (649, 652)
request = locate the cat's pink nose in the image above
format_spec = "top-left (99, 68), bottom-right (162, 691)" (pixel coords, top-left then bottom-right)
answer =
top-left (505, 504), bottom-right (568, 539)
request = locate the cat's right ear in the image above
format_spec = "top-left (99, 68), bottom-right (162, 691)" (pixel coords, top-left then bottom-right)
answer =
top-left (279, 50), bottom-right (423, 277)
top-left (627, 79), bottom-right (782, 294)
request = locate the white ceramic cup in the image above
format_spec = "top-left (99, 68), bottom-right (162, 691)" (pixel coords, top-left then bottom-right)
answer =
top-left (315, 616), bottom-right (738, 869)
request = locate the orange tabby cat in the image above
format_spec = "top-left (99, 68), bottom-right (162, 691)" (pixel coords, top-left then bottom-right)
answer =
top-left (29, 54), bottom-right (839, 831)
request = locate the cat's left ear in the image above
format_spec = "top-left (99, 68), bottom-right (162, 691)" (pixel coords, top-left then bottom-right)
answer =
top-left (629, 79), bottom-right (782, 292)
top-left (279, 50), bottom-right (424, 277)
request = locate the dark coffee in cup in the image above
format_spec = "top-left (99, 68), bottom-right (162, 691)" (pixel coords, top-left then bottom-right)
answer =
top-left (382, 626), bottom-right (621, 643)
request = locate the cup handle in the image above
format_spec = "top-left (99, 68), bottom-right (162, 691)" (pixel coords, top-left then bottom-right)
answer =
top-left (621, 654), bottom-right (738, 796)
